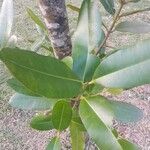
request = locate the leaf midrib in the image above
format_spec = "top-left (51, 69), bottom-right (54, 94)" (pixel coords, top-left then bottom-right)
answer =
top-left (58, 104), bottom-right (65, 131)
top-left (82, 1), bottom-right (93, 80)
top-left (32, 120), bottom-right (52, 126)
top-left (5, 58), bottom-right (82, 83)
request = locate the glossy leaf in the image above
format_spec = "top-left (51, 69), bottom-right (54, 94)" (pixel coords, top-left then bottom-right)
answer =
top-left (0, 48), bottom-right (82, 98)
top-left (85, 96), bottom-right (114, 126)
top-left (85, 83), bottom-right (104, 95)
top-left (79, 98), bottom-right (122, 150)
top-left (52, 100), bottom-right (72, 131)
top-left (9, 93), bottom-right (55, 110)
top-left (115, 21), bottom-right (150, 34)
top-left (62, 56), bottom-right (73, 69)
top-left (72, 110), bottom-right (86, 131)
top-left (98, 30), bottom-right (106, 55)
top-left (106, 88), bottom-right (123, 95)
top-left (110, 100), bottom-right (142, 123)
top-left (7, 78), bottom-right (37, 96)
top-left (72, 0), bottom-right (102, 81)
top-left (69, 109), bottom-right (86, 150)
top-left (0, 0), bottom-right (13, 48)
top-left (27, 8), bottom-right (47, 31)
top-left (118, 139), bottom-right (139, 150)
top-left (70, 122), bottom-right (85, 150)
top-left (46, 137), bottom-right (61, 150)
top-left (99, 0), bottom-right (115, 15)
top-left (30, 114), bottom-right (54, 131)
top-left (94, 40), bottom-right (150, 89)
top-left (112, 129), bottom-right (118, 138)
top-left (86, 96), bottom-right (142, 123)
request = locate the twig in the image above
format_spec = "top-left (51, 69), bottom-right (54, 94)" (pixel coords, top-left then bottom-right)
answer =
top-left (95, 3), bottom-right (124, 55)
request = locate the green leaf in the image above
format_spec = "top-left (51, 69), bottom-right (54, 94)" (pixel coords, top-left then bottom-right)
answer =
top-left (84, 55), bottom-right (100, 82)
top-left (79, 98), bottom-right (122, 150)
top-left (9, 93), bottom-right (55, 111)
top-left (70, 121), bottom-right (85, 150)
top-left (115, 21), bottom-right (150, 34)
top-left (72, 109), bottom-right (86, 131)
top-left (73, 0), bottom-right (102, 81)
top-left (46, 137), bottom-right (61, 150)
top-left (7, 78), bottom-right (37, 96)
top-left (106, 88), bottom-right (123, 95)
top-left (71, 117), bottom-right (86, 131)
top-left (30, 114), bottom-right (54, 131)
top-left (27, 8), bottom-right (47, 31)
top-left (0, 0), bottom-right (13, 48)
top-left (110, 100), bottom-right (142, 123)
top-left (67, 4), bottom-right (80, 13)
top-left (52, 100), bottom-right (72, 131)
top-left (85, 96), bottom-right (114, 126)
top-left (86, 96), bottom-right (142, 123)
top-left (112, 129), bottom-right (118, 138)
top-left (85, 82), bottom-right (104, 95)
top-left (94, 40), bottom-right (150, 89)
top-left (99, 0), bottom-right (115, 15)
top-left (0, 48), bottom-right (82, 98)
top-left (62, 56), bottom-right (73, 69)
top-left (98, 30), bottom-right (106, 55)
top-left (118, 139), bottom-right (139, 150)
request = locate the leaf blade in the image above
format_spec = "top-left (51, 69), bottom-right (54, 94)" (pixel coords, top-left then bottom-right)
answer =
top-left (70, 121), bottom-right (85, 150)
top-left (94, 40), bottom-right (150, 89)
top-left (115, 21), bottom-right (150, 34)
top-left (86, 96), bottom-right (142, 123)
top-left (0, 48), bottom-right (82, 98)
top-left (110, 100), bottom-right (142, 123)
top-left (86, 96), bottom-right (114, 126)
top-left (7, 78), bottom-right (37, 96)
top-left (99, 0), bottom-right (115, 15)
top-left (30, 114), bottom-right (54, 131)
top-left (72, 0), bottom-right (102, 81)
top-left (9, 93), bottom-right (55, 111)
top-left (79, 98), bottom-right (122, 150)
top-left (27, 8), bottom-right (47, 31)
top-left (46, 137), bottom-right (61, 150)
top-left (118, 139), bottom-right (139, 150)
top-left (52, 100), bottom-right (72, 131)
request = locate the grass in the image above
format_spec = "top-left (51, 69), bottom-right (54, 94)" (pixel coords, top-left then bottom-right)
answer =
top-left (0, 0), bottom-right (150, 149)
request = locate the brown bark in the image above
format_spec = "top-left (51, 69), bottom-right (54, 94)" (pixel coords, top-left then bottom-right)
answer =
top-left (39, 0), bottom-right (72, 59)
